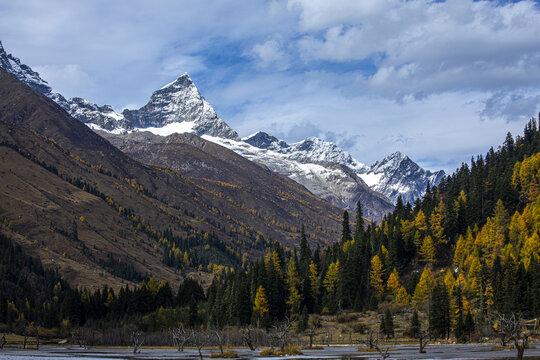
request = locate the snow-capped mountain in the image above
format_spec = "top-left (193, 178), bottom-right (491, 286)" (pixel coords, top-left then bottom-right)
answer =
top-left (359, 152), bottom-right (446, 205)
top-left (243, 132), bottom-right (444, 206)
top-left (123, 74), bottom-right (239, 140)
top-left (0, 40), bottom-right (444, 219)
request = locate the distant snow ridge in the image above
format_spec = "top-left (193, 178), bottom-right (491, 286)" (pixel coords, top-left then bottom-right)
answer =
top-left (244, 134), bottom-right (368, 173)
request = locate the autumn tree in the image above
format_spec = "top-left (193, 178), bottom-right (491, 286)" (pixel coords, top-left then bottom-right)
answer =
top-left (253, 286), bottom-right (269, 328)
top-left (370, 255), bottom-right (385, 299)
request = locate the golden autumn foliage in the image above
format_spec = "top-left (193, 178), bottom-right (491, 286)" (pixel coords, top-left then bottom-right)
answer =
top-left (370, 255), bottom-right (385, 298)
top-left (386, 268), bottom-right (401, 294)
top-left (412, 267), bottom-right (433, 308)
top-left (253, 285), bottom-right (269, 319)
top-left (323, 261), bottom-right (339, 294)
top-left (419, 235), bottom-right (436, 265)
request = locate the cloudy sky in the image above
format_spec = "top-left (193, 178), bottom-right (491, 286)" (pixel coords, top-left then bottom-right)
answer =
top-left (1, 0), bottom-right (539, 173)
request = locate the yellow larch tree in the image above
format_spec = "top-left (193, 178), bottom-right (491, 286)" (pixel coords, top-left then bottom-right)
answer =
top-left (309, 261), bottom-right (320, 300)
top-left (253, 285), bottom-right (269, 327)
top-left (453, 235), bottom-right (467, 268)
top-left (443, 269), bottom-right (455, 295)
top-left (413, 210), bottom-right (428, 249)
top-left (419, 235), bottom-right (436, 265)
top-left (412, 267), bottom-right (434, 308)
top-left (370, 255), bottom-right (385, 298)
top-left (430, 199), bottom-right (446, 245)
top-left (286, 259), bottom-right (302, 318)
top-left (323, 261), bottom-right (339, 295)
top-left (386, 268), bottom-right (401, 295)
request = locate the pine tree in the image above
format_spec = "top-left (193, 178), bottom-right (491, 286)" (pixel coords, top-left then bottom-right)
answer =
top-left (409, 310), bottom-right (421, 337)
top-left (299, 225), bottom-right (311, 277)
top-left (380, 309), bottom-right (394, 339)
top-left (354, 201), bottom-right (365, 240)
top-left (429, 282), bottom-right (450, 340)
top-left (298, 306), bottom-right (308, 333)
top-left (342, 211), bottom-right (352, 243)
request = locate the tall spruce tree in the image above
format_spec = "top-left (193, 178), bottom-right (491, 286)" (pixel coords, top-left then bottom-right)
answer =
top-left (342, 211), bottom-right (352, 243)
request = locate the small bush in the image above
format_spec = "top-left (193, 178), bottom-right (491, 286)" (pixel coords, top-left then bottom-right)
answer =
top-left (302, 345), bottom-right (324, 350)
top-left (210, 350), bottom-right (239, 358)
top-left (284, 344), bottom-right (303, 355)
top-left (259, 346), bottom-right (303, 357)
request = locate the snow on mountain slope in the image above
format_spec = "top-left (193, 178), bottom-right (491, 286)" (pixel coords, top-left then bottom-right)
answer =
top-left (244, 132), bottom-right (368, 173)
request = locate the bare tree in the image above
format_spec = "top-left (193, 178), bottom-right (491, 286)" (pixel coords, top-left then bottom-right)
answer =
top-left (192, 329), bottom-right (210, 360)
top-left (418, 330), bottom-right (429, 354)
top-left (23, 326), bottom-right (28, 349)
top-left (241, 326), bottom-right (257, 351)
top-left (170, 325), bottom-right (192, 352)
top-left (361, 329), bottom-right (377, 350)
top-left (306, 327), bottom-right (317, 348)
top-left (130, 330), bottom-right (145, 354)
top-left (373, 343), bottom-right (391, 360)
top-left (492, 313), bottom-right (535, 360)
top-left (270, 318), bottom-right (293, 352)
top-left (211, 327), bottom-right (225, 354)
top-left (71, 328), bottom-right (89, 349)
top-left (34, 325), bottom-right (40, 350)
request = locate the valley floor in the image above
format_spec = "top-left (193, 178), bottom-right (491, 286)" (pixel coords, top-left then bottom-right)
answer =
top-left (1, 344), bottom-right (540, 359)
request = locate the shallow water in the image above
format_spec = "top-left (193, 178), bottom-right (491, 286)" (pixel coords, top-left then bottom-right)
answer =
top-left (1, 344), bottom-right (540, 360)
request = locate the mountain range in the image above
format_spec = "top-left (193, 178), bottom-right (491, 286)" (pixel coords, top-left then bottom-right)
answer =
top-left (0, 41), bottom-right (445, 220)
top-left (0, 65), bottom-right (347, 289)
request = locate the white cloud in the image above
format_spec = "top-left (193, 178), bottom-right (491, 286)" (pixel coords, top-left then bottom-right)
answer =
top-left (33, 64), bottom-right (95, 97)
top-left (292, 0), bottom-right (540, 99)
top-left (1, 0), bottom-right (539, 172)
top-left (480, 91), bottom-right (540, 123)
top-left (251, 37), bottom-right (291, 70)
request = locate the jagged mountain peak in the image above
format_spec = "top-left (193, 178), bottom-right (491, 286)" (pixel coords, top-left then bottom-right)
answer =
top-left (160, 72), bottom-right (192, 90)
top-left (360, 151), bottom-right (446, 205)
top-left (243, 131), bottom-right (289, 151)
top-left (122, 74), bottom-right (240, 140)
top-left (0, 41), bottom-right (52, 95)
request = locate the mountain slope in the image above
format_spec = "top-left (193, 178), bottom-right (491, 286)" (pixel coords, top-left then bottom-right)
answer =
top-left (0, 67), bottom-right (343, 288)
